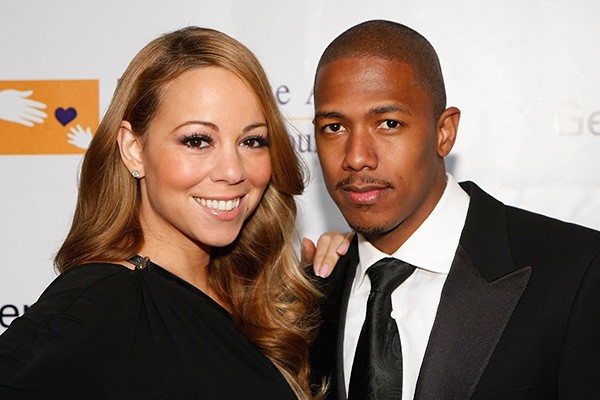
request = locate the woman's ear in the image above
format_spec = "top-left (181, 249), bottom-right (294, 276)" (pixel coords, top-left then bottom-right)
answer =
top-left (117, 121), bottom-right (144, 177)
top-left (436, 106), bottom-right (461, 157)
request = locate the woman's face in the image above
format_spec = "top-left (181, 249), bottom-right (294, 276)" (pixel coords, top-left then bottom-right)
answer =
top-left (134, 67), bottom-right (272, 253)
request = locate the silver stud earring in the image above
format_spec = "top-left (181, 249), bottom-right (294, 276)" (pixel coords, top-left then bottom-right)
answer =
top-left (131, 170), bottom-right (141, 179)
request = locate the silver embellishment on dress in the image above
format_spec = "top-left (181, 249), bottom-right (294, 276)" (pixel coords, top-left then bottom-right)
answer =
top-left (136, 256), bottom-right (150, 270)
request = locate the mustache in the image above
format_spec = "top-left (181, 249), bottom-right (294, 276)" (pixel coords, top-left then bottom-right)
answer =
top-left (335, 174), bottom-right (393, 190)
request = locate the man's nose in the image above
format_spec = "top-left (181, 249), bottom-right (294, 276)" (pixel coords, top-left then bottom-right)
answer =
top-left (342, 129), bottom-right (377, 171)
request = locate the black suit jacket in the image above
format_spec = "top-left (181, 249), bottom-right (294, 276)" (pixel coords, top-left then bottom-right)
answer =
top-left (310, 181), bottom-right (600, 400)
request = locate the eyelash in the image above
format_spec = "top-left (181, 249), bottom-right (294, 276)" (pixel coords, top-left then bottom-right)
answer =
top-left (179, 134), bottom-right (271, 149)
top-left (322, 123), bottom-right (344, 133)
top-left (181, 134), bottom-right (212, 148)
top-left (243, 135), bottom-right (271, 148)
top-left (321, 120), bottom-right (403, 133)
top-left (379, 120), bottom-right (403, 129)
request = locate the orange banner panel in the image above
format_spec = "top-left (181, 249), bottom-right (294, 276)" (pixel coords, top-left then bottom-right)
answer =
top-left (0, 80), bottom-right (99, 155)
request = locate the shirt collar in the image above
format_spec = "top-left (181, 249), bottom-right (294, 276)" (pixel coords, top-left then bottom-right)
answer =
top-left (356, 174), bottom-right (470, 285)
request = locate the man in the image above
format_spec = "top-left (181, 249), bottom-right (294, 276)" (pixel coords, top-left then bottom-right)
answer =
top-left (309, 20), bottom-right (600, 400)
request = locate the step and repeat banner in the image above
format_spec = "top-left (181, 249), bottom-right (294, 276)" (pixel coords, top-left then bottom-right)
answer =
top-left (1, 0), bottom-right (599, 331)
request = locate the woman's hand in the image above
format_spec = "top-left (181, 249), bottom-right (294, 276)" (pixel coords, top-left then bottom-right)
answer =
top-left (302, 231), bottom-right (354, 278)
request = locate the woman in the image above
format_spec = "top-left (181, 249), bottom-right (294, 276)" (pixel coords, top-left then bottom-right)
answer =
top-left (0, 26), bottom-right (346, 399)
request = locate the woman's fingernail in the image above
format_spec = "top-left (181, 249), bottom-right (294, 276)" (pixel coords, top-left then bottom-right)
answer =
top-left (319, 263), bottom-right (331, 278)
top-left (337, 242), bottom-right (349, 255)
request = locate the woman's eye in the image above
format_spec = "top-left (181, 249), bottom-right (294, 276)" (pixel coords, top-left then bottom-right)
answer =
top-left (379, 120), bottom-right (401, 130)
top-left (182, 135), bottom-right (211, 149)
top-left (323, 123), bottom-right (344, 133)
top-left (242, 136), bottom-right (271, 148)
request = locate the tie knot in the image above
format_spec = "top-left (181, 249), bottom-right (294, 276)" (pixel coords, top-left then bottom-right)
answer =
top-left (367, 257), bottom-right (416, 294)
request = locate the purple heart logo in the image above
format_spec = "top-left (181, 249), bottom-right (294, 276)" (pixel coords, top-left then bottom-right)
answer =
top-left (55, 107), bottom-right (77, 126)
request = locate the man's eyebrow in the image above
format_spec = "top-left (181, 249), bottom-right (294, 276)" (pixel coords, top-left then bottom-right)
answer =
top-left (313, 105), bottom-right (411, 121)
top-left (368, 104), bottom-right (411, 116)
top-left (313, 111), bottom-right (344, 120)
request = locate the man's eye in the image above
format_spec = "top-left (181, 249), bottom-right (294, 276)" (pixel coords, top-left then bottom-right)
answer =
top-left (379, 120), bottom-right (401, 130)
top-left (323, 123), bottom-right (344, 133)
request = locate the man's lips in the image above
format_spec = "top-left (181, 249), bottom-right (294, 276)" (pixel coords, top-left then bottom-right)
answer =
top-left (342, 186), bottom-right (389, 205)
top-left (336, 175), bottom-right (392, 205)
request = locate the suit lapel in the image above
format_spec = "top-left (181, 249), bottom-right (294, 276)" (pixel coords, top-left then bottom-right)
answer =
top-left (332, 251), bottom-right (358, 399)
top-left (313, 238), bottom-right (360, 400)
top-left (414, 181), bottom-right (531, 400)
top-left (414, 245), bottom-right (531, 400)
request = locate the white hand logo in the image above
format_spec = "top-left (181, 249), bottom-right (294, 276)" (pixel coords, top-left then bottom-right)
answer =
top-left (0, 89), bottom-right (48, 127)
top-left (67, 124), bottom-right (93, 150)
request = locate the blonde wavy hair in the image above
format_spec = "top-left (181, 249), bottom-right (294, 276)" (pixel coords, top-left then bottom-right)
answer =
top-left (55, 26), bottom-right (322, 399)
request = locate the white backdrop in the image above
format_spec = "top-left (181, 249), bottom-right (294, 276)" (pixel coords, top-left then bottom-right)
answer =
top-left (1, 0), bottom-right (599, 332)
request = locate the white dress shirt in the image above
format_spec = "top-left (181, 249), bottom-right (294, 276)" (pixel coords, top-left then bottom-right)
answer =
top-left (343, 174), bottom-right (470, 400)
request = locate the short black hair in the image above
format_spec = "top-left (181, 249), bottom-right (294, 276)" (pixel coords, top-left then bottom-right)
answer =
top-left (316, 20), bottom-right (447, 116)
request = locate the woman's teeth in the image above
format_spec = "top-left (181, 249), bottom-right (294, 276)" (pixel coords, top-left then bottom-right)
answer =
top-left (195, 197), bottom-right (240, 211)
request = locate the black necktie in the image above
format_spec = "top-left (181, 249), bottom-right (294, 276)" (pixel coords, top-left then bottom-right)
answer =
top-left (348, 258), bottom-right (416, 400)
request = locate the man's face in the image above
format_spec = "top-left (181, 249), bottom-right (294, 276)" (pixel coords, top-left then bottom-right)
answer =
top-left (314, 56), bottom-right (455, 254)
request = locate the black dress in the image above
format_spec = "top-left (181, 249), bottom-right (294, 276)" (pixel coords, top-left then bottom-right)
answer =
top-left (0, 260), bottom-right (296, 400)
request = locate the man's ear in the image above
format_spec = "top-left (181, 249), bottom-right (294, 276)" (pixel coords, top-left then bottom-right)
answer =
top-left (117, 121), bottom-right (144, 177)
top-left (436, 106), bottom-right (460, 157)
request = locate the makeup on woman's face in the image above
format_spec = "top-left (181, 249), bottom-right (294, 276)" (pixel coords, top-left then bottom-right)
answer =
top-left (138, 66), bottom-right (272, 251)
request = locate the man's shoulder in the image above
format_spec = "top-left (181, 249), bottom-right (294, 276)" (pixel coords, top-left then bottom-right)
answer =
top-left (461, 180), bottom-right (600, 267)
top-left (461, 180), bottom-right (600, 241)
top-left (505, 205), bottom-right (600, 260)
top-left (506, 205), bottom-right (600, 236)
